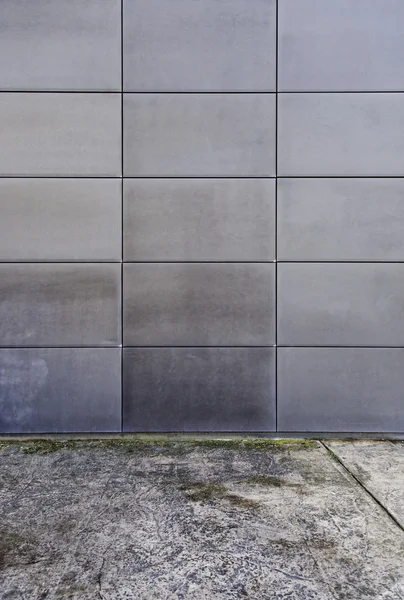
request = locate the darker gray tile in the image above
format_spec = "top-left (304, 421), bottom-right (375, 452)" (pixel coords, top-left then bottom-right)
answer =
top-left (123, 94), bottom-right (275, 176)
top-left (0, 179), bottom-right (121, 261)
top-left (278, 94), bottom-right (404, 176)
top-left (0, 348), bottom-right (121, 433)
top-left (278, 178), bottom-right (404, 261)
top-left (0, 0), bottom-right (121, 90)
top-left (0, 264), bottom-right (121, 346)
top-left (279, 0), bottom-right (404, 91)
top-left (278, 263), bottom-right (404, 347)
top-left (124, 179), bottom-right (275, 261)
top-left (123, 348), bottom-right (275, 432)
top-left (123, 263), bottom-right (274, 346)
top-left (123, 0), bottom-right (276, 91)
top-left (0, 94), bottom-right (121, 176)
top-left (278, 348), bottom-right (404, 432)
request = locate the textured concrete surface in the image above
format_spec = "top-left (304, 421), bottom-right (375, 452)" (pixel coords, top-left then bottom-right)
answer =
top-left (326, 441), bottom-right (404, 529)
top-left (0, 439), bottom-right (403, 599)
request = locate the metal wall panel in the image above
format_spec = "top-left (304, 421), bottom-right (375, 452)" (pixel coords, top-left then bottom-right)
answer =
top-left (0, 348), bottom-right (121, 433)
top-left (279, 0), bottom-right (404, 92)
top-left (278, 178), bottom-right (404, 262)
top-left (0, 179), bottom-right (121, 261)
top-left (278, 93), bottom-right (404, 177)
top-left (123, 0), bottom-right (276, 91)
top-left (278, 263), bottom-right (404, 347)
top-left (123, 263), bottom-right (275, 346)
top-left (0, 94), bottom-right (121, 176)
top-left (0, 0), bottom-right (121, 91)
top-left (123, 348), bottom-right (275, 432)
top-left (278, 348), bottom-right (404, 432)
top-left (0, 264), bottom-right (121, 347)
top-left (124, 179), bottom-right (275, 262)
top-left (123, 94), bottom-right (275, 177)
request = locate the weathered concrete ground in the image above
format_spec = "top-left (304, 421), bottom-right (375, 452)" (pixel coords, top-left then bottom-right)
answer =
top-left (0, 438), bottom-right (403, 600)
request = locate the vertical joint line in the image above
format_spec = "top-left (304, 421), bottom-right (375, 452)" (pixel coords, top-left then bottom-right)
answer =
top-left (120, 0), bottom-right (124, 433)
top-left (275, 0), bottom-right (279, 432)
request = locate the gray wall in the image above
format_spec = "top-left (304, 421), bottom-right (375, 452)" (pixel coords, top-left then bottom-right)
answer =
top-left (0, 0), bottom-right (403, 434)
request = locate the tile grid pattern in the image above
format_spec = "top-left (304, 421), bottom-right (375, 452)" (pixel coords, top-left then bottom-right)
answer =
top-left (1, 0), bottom-right (404, 433)
top-left (123, 0), bottom-right (277, 431)
top-left (277, 0), bottom-right (404, 433)
top-left (0, 0), bottom-right (123, 433)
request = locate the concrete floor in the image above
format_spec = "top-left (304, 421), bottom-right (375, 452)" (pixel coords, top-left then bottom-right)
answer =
top-left (0, 438), bottom-right (403, 600)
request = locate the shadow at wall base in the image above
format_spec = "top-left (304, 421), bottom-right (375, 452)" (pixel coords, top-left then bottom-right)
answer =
top-left (1, 433), bottom-right (404, 441)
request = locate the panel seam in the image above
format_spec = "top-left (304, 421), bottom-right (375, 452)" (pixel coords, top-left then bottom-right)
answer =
top-left (120, 0), bottom-right (124, 433)
top-left (275, 0), bottom-right (279, 432)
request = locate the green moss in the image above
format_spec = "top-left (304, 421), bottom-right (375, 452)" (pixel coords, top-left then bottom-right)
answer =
top-left (0, 436), bottom-right (318, 455)
top-left (225, 494), bottom-right (260, 509)
top-left (21, 440), bottom-right (78, 455)
top-left (182, 482), bottom-right (228, 502)
top-left (0, 529), bottom-right (38, 568)
top-left (180, 481), bottom-right (259, 509)
top-left (246, 475), bottom-right (301, 488)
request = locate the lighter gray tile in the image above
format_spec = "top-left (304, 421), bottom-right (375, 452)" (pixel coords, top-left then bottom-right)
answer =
top-left (278, 178), bottom-right (404, 261)
top-left (123, 94), bottom-right (275, 176)
top-left (0, 264), bottom-right (121, 346)
top-left (278, 94), bottom-right (404, 176)
top-left (0, 94), bottom-right (121, 176)
top-left (123, 0), bottom-right (276, 91)
top-left (123, 263), bottom-right (274, 346)
top-left (279, 0), bottom-right (404, 91)
top-left (278, 263), bottom-right (404, 346)
top-left (123, 348), bottom-right (275, 432)
top-left (0, 0), bottom-right (121, 90)
top-left (0, 348), bottom-right (121, 433)
top-left (124, 179), bottom-right (275, 261)
top-left (0, 179), bottom-right (121, 261)
top-left (278, 348), bottom-right (404, 432)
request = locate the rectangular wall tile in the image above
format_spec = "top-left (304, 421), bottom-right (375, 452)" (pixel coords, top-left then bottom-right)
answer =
top-left (0, 0), bottom-right (121, 91)
top-left (0, 94), bottom-right (121, 176)
top-left (278, 348), bottom-right (404, 432)
top-left (278, 178), bottom-right (404, 261)
top-left (123, 348), bottom-right (275, 432)
top-left (278, 93), bottom-right (404, 176)
top-left (278, 263), bottom-right (404, 347)
top-left (0, 179), bottom-right (121, 261)
top-left (123, 263), bottom-right (274, 346)
top-left (279, 0), bottom-right (404, 92)
top-left (123, 94), bottom-right (275, 176)
top-left (0, 264), bottom-right (121, 346)
top-left (124, 179), bottom-right (275, 261)
top-left (0, 348), bottom-right (121, 433)
top-left (123, 0), bottom-right (276, 91)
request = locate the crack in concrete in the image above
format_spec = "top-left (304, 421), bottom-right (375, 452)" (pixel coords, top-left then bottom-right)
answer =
top-left (97, 557), bottom-right (106, 600)
top-left (272, 567), bottom-right (308, 582)
top-left (321, 441), bottom-right (404, 535)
